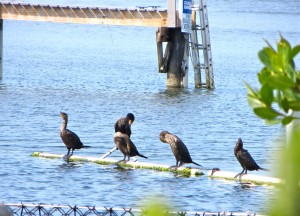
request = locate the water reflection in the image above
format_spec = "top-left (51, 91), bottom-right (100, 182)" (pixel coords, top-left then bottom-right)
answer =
top-left (0, 82), bottom-right (6, 90)
top-left (58, 161), bottom-right (84, 170)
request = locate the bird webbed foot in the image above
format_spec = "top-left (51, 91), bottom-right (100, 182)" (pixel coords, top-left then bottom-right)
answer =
top-left (234, 172), bottom-right (245, 179)
top-left (116, 159), bottom-right (126, 164)
top-left (63, 154), bottom-right (72, 163)
top-left (169, 165), bottom-right (178, 171)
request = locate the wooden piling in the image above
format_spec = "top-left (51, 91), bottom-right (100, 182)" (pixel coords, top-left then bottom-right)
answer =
top-left (166, 27), bottom-right (189, 88)
top-left (0, 18), bottom-right (2, 80)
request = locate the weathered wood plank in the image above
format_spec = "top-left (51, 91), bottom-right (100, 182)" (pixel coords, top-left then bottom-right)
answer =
top-left (1, 3), bottom-right (169, 27)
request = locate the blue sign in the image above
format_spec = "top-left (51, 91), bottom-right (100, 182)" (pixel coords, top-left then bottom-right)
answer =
top-left (183, 0), bottom-right (192, 14)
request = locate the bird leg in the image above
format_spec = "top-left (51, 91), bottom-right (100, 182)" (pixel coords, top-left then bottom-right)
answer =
top-left (168, 165), bottom-right (178, 171)
top-left (125, 156), bottom-right (131, 163)
top-left (63, 149), bottom-right (71, 162)
top-left (234, 169), bottom-right (246, 179)
top-left (64, 149), bottom-right (71, 157)
top-left (178, 162), bottom-right (185, 167)
top-left (116, 155), bottom-right (127, 164)
top-left (169, 161), bottom-right (179, 170)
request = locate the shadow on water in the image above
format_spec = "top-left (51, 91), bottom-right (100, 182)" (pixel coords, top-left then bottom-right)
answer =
top-left (234, 182), bottom-right (257, 191)
top-left (58, 161), bottom-right (84, 170)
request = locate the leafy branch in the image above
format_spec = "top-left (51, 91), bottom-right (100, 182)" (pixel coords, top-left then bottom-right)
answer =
top-left (245, 35), bottom-right (300, 125)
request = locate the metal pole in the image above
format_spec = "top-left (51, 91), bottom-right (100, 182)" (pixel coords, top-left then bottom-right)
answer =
top-left (100, 147), bottom-right (117, 159)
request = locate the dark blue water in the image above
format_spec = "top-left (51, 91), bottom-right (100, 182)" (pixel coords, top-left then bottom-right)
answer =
top-left (0, 0), bottom-right (299, 214)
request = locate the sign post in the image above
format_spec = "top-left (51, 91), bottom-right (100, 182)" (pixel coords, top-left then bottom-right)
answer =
top-left (180, 0), bottom-right (192, 33)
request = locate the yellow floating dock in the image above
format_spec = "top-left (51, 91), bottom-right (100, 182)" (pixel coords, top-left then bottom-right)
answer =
top-left (32, 152), bottom-right (282, 185)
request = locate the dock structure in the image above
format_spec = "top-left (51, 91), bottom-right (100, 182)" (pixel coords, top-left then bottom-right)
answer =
top-left (0, 3), bottom-right (168, 27)
top-left (0, 0), bottom-right (214, 88)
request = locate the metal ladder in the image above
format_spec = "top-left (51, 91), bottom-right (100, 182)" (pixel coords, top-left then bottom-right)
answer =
top-left (190, 0), bottom-right (214, 88)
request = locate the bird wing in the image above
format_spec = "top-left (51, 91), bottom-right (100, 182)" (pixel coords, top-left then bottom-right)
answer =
top-left (114, 118), bottom-right (131, 137)
top-left (114, 133), bottom-right (130, 155)
top-left (175, 138), bottom-right (193, 163)
top-left (60, 129), bottom-right (83, 149)
top-left (164, 133), bottom-right (180, 161)
top-left (237, 149), bottom-right (260, 170)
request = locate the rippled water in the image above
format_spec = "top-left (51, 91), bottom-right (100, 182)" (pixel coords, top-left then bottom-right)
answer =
top-left (0, 0), bottom-right (299, 214)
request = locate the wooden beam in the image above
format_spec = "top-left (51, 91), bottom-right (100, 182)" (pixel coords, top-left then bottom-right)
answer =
top-left (1, 3), bottom-right (169, 27)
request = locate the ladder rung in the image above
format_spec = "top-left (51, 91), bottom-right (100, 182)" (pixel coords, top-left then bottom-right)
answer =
top-left (193, 64), bottom-right (206, 70)
top-left (191, 5), bottom-right (200, 10)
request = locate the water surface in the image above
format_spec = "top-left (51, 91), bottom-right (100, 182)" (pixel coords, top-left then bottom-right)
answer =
top-left (0, 0), bottom-right (299, 214)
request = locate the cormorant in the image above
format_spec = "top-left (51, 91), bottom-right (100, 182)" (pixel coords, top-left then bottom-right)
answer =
top-left (60, 111), bottom-right (88, 162)
top-left (113, 131), bottom-right (147, 162)
top-left (114, 113), bottom-right (135, 137)
top-left (159, 131), bottom-right (202, 168)
top-left (234, 138), bottom-right (268, 178)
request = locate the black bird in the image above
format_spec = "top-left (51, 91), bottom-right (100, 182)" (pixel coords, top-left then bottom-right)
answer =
top-left (159, 131), bottom-right (202, 169)
top-left (114, 113), bottom-right (135, 137)
top-left (234, 138), bottom-right (268, 178)
top-left (60, 112), bottom-right (88, 162)
top-left (113, 131), bottom-right (147, 162)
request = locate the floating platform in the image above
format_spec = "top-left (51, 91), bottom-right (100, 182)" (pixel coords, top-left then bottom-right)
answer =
top-left (31, 152), bottom-right (282, 185)
top-left (207, 170), bottom-right (282, 186)
top-left (31, 152), bottom-right (204, 177)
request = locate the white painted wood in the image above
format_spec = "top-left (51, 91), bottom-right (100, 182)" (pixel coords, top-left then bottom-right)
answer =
top-left (207, 170), bottom-right (282, 185)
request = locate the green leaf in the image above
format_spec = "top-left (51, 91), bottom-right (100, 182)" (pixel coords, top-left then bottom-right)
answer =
top-left (277, 36), bottom-right (291, 61)
top-left (275, 90), bottom-right (282, 103)
top-left (247, 96), bottom-right (265, 108)
top-left (268, 75), bottom-right (294, 89)
top-left (258, 68), bottom-right (271, 84)
top-left (282, 88), bottom-right (300, 100)
top-left (280, 97), bottom-right (290, 113)
top-left (258, 47), bottom-right (276, 70)
top-left (244, 82), bottom-right (258, 97)
top-left (271, 54), bottom-right (286, 73)
top-left (260, 83), bottom-right (274, 105)
top-left (253, 107), bottom-right (281, 120)
top-left (288, 100), bottom-right (300, 111)
top-left (291, 45), bottom-right (300, 59)
top-left (282, 116), bottom-right (294, 125)
top-left (265, 118), bottom-right (283, 125)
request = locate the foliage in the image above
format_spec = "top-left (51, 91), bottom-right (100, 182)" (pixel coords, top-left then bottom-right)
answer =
top-left (246, 35), bottom-right (300, 216)
top-left (269, 131), bottom-right (300, 216)
top-left (245, 35), bottom-right (300, 125)
top-left (141, 198), bottom-right (172, 216)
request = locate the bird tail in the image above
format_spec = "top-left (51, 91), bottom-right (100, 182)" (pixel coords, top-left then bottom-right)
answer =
top-left (138, 154), bottom-right (148, 159)
top-left (192, 161), bottom-right (203, 167)
top-left (260, 167), bottom-right (269, 172)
